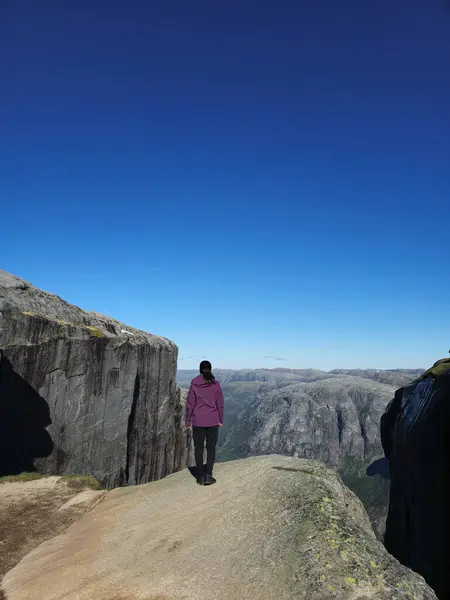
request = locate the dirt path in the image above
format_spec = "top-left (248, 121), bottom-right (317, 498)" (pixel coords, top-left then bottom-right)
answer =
top-left (0, 476), bottom-right (105, 583)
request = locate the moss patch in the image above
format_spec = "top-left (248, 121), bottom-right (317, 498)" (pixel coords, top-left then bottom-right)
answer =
top-left (84, 325), bottom-right (106, 338)
top-left (0, 472), bottom-right (46, 484)
top-left (21, 312), bottom-right (106, 339)
top-left (269, 461), bottom-right (426, 599)
top-left (55, 319), bottom-right (74, 327)
top-left (58, 475), bottom-right (102, 492)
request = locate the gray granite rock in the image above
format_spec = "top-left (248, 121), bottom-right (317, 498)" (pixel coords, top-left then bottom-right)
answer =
top-left (219, 376), bottom-right (405, 466)
top-left (0, 270), bottom-right (186, 488)
top-left (2, 457), bottom-right (437, 600)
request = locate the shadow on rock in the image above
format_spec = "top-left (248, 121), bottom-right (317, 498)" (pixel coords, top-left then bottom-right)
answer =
top-left (188, 464), bottom-right (208, 479)
top-left (0, 352), bottom-right (53, 476)
top-left (367, 457), bottom-right (390, 480)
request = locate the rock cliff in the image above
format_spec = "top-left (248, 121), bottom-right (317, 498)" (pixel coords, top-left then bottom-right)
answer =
top-left (381, 360), bottom-right (450, 600)
top-left (0, 270), bottom-right (188, 488)
top-left (178, 368), bottom-right (420, 468)
top-left (2, 456), bottom-right (436, 600)
top-left (217, 375), bottom-right (403, 466)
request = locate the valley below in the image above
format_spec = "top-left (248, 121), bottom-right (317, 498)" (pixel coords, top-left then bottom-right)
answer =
top-left (178, 367), bottom-right (423, 537)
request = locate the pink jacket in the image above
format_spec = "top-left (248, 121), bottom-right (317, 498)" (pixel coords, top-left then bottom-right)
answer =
top-left (185, 375), bottom-right (224, 427)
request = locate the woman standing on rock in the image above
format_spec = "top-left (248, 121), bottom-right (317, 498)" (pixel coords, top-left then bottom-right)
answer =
top-left (185, 361), bottom-right (224, 486)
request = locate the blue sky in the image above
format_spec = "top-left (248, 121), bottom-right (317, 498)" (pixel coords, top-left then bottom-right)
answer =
top-left (2, 0), bottom-right (450, 370)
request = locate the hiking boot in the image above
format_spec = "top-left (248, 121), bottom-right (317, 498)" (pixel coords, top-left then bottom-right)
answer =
top-left (196, 477), bottom-right (204, 486)
top-left (204, 475), bottom-right (216, 486)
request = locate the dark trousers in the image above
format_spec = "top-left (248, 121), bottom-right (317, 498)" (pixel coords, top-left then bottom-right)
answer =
top-left (192, 426), bottom-right (219, 479)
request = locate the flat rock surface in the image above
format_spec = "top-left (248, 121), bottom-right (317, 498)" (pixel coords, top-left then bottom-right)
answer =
top-left (2, 456), bottom-right (436, 600)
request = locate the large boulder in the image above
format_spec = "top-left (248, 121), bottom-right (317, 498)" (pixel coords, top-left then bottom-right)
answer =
top-left (0, 270), bottom-right (188, 488)
top-left (381, 359), bottom-right (450, 600)
top-left (3, 456), bottom-right (436, 600)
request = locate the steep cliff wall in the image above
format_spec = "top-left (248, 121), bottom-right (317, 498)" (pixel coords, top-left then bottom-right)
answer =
top-left (0, 270), bottom-right (187, 488)
top-left (219, 377), bottom-right (398, 466)
top-left (381, 361), bottom-right (450, 600)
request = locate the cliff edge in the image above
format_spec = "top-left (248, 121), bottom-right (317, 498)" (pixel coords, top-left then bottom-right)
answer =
top-left (3, 456), bottom-right (436, 600)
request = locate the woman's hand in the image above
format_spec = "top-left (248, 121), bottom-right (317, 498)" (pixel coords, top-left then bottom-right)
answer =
top-left (218, 423), bottom-right (223, 428)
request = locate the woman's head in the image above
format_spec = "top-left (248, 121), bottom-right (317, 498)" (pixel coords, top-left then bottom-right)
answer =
top-left (200, 360), bottom-right (215, 381)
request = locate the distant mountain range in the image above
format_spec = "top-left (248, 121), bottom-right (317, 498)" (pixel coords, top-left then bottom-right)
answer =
top-left (177, 367), bottom-right (422, 463)
top-left (177, 367), bottom-right (423, 537)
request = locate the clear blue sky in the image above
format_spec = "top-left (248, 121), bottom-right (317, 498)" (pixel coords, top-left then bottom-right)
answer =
top-left (2, 0), bottom-right (450, 370)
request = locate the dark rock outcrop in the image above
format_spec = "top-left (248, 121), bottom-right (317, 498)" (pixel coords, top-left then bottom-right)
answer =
top-left (0, 270), bottom-right (188, 488)
top-left (381, 360), bottom-right (450, 600)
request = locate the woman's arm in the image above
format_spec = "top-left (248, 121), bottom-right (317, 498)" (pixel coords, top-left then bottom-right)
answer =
top-left (185, 384), bottom-right (196, 426)
top-left (216, 383), bottom-right (224, 425)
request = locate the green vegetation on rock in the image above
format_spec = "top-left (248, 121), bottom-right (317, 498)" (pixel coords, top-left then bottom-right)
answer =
top-left (338, 456), bottom-right (390, 539)
top-left (22, 310), bottom-right (106, 338)
top-left (58, 474), bottom-right (102, 492)
top-left (84, 325), bottom-right (106, 338)
top-left (55, 319), bottom-right (73, 327)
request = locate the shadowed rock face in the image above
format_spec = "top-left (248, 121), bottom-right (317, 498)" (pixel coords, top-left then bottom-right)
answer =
top-left (382, 364), bottom-right (450, 600)
top-left (0, 354), bottom-right (53, 476)
top-left (0, 270), bottom-right (188, 488)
